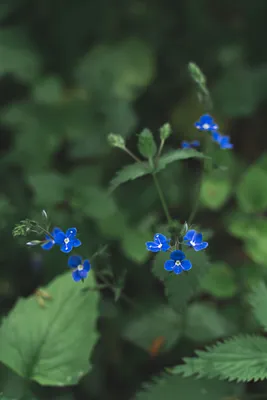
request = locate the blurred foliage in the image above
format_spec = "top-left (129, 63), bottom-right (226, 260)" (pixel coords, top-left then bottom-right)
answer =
top-left (2, 0), bottom-right (267, 399)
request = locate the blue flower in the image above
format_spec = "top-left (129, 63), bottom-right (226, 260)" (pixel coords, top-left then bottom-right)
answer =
top-left (164, 250), bottom-right (192, 274)
top-left (183, 229), bottom-right (208, 251)
top-left (181, 140), bottom-right (200, 149)
top-left (146, 233), bottom-right (171, 252)
top-left (195, 114), bottom-right (218, 132)
top-left (41, 227), bottom-right (62, 250)
top-left (68, 255), bottom-right (91, 282)
top-left (212, 132), bottom-right (233, 149)
top-left (53, 227), bottom-right (82, 253)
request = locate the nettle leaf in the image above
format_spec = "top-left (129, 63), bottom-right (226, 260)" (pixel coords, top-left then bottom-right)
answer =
top-left (200, 262), bottom-right (237, 299)
top-left (172, 335), bottom-right (267, 382)
top-left (249, 282), bottom-right (267, 331)
top-left (109, 162), bottom-right (151, 192)
top-left (152, 249), bottom-right (210, 312)
top-left (236, 166), bottom-right (267, 212)
top-left (0, 28), bottom-right (41, 82)
top-left (122, 304), bottom-right (182, 353)
top-left (156, 149), bottom-right (207, 173)
top-left (0, 271), bottom-right (99, 386)
top-left (135, 373), bottom-right (241, 400)
top-left (200, 175), bottom-right (232, 210)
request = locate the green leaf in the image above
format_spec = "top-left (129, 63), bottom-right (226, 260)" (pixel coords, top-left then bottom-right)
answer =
top-left (135, 373), bottom-right (241, 400)
top-left (172, 335), bottom-right (267, 382)
top-left (137, 128), bottom-right (157, 159)
top-left (27, 172), bottom-right (68, 207)
top-left (73, 186), bottom-right (117, 220)
top-left (200, 262), bottom-right (237, 298)
top-left (248, 282), bottom-right (267, 331)
top-left (157, 149), bottom-right (206, 173)
top-left (162, 249), bottom-right (210, 311)
top-left (185, 302), bottom-right (234, 342)
top-left (109, 162), bottom-right (151, 192)
top-left (97, 212), bottom-right (128, 239)
top-left (236, 166), bottom-right (267, 212)
top-left (0, 28), bottom-right (41, 82)
top-left (122, 304), bottom-right (182, 353)
top-left (0, 271), bottom-right (99, 386)
top-left (122, 229), bottom-right (150, 263)
top-left (32, 76), bottom-right (63, 104)
top-left (200, 175), bottom-right (231, 210)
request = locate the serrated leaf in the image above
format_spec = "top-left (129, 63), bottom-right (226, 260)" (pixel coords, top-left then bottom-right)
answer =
top-left (163, 249), bottom-right (210, 311)
top-left (0, 271), bottom-right (99, 386)
top-left (200, 262), bottom-right (237, 298)
top-left (137, 128), bottom-right (157, 159)
top-left (135, 373), bottom-right (241, 400)
top-left (157, 149), bottom-right (206, 173)
top-left (248, 282), bottom-right (267, 332)
top-left (172, 335), bottom-right (267, 382)
top-left (109, 162), bottom-right (151, 192)
top-left (236, 166), bottom-right (267, 212)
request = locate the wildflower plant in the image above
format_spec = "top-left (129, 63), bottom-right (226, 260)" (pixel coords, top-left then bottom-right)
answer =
top-left (3, 61), bottom-right (266, 400)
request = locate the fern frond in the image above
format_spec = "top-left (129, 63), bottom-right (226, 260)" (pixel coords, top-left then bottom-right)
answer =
top-left (171, 335), bottom-right (267, 382)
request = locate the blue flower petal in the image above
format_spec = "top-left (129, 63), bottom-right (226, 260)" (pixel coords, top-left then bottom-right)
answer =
top-left (44, 234), bottom-right (50, 240)
top-left (191, 140), bottom-right (200, 147)
top-left (212, 132), bottom-right (221, 142)
top-left (154, 233), bottom-right (168, 244)
top-left (146, 241), bottom-right (161, 252)
top-left (181, 259), bottom-right (192, 271)
top-left (72, 270), bottom-right (82, 282)
top-left (170, 250), bottom-right (185, 261)
top-left (41, 240), bottom-right (54, 250)
top-left (164, 260), bottom-right (175, 271)
top-left (66, 228), bottom-right (77, 239)
top-left (73, 238), bottom-right (82, 248)
top-left (183, 230), bottom-right (195, 241)
top-left (200, 114), bottom-right (213, 124)
top-left (60, 242), bottom-right (73, 253)
top-left (161, 241), bottom-right (171, 252)
top-left (79, 270), bottom-right (88, 279)
top-left (68, 255), bottom-right (82, 268)
top-left (83, 259), bottom-right (91, 272)
top-left (194, 242), bottom-right (208, 251)
top-left (181, 141), bottom-right (190, 149)
top-left (54, 231), bottom-right (66, 244)
top-left (52, 227), bottom-right (63, 236)
top-left (194, 232), bottom-right (203, 244)
top-left (173, 265), bottom-right (183, 274)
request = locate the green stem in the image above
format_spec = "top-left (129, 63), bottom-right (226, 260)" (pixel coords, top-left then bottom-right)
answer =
top-left (123, 147), bottom-right (143, 163)
top-left (152, 172), bottom-right (172, 225)
top-left (155, 139), bottom-right (165, 167)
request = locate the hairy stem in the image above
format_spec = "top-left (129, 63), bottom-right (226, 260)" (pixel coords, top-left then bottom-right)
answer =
top-left (152, 172), bottom-right (172, 225)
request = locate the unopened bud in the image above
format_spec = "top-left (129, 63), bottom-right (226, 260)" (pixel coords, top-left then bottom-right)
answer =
top-left (107, 133), bottom-right (125, 149)
top-left (26, 240), bottom-right (42, 246)
top-left (188, 62), bottom-right (206, 86)
top-left (160, 123), bottom-right (172, 141)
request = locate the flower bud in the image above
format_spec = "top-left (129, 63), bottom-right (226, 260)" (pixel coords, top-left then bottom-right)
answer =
top-left (107, 133), bottom-right (125, 149)
top-left (159, 123), bottom-right (172, 141)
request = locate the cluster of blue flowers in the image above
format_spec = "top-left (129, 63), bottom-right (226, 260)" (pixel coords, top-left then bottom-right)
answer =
top-left (41, 227), bottom-right (90, 282)
top-left (146, 230), bottom-right (208, 274)
top-left (181, 114), bottom-right (233, 150)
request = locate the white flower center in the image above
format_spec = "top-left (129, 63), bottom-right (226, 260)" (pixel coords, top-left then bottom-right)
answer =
top-left (77, 264), bottom-right (83, 271)
top-left (203, 123), bottom-right (210, 129)
top-left (175, 261), bottom-right (181, 266)
top-left (64, 238), bottom-right (70, 244)
top-left (190, 240), bottom-right (196, 246)
top-left (158, 243), bottom-right (162, 248)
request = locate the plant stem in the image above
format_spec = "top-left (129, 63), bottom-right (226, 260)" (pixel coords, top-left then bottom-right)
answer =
top-left (152, 172), bottom-right (172, 225)
top-left (123, 147), bottom-right (143, 163)
top-left (155, 139), bottom-right (165, 166)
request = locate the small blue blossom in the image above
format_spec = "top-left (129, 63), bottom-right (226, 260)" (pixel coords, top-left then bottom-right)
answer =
top-left (181, 140), bottom-right (200, 149)
top-left (195, 114), bottom-right (218, 132)
top-left (41, 227), bottom-right (62, 250)
top-left (212, 132), bottom-right (233, 149)
top-left (68, 255), bottom-right (91, 282)
top-left (53, 227), bottom-right (82, 253)
top-left (183, 229), bottom-right (208, 251)
top-left (164, 250), bottom-right (192, 274)
top-left (146, 233), bottom-right (171, 252)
